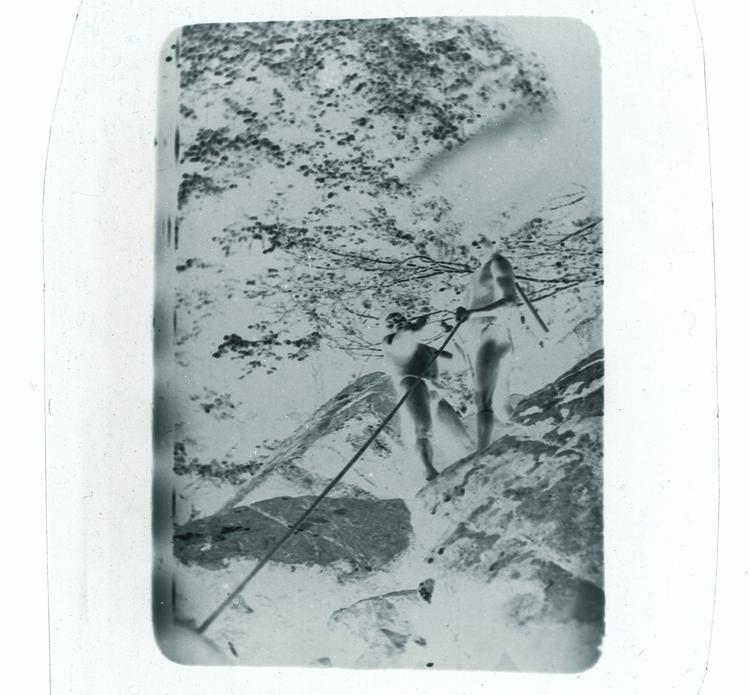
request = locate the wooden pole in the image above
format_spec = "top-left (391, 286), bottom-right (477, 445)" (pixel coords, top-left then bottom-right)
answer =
top-left (515, 281), bottom-right (550, 333)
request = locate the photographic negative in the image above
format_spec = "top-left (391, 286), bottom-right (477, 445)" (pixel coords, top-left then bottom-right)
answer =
top-left (153, 16), bottom-right (603, 671)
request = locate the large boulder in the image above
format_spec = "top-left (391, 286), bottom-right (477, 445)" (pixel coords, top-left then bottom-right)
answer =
top-left (174, 495), bottom-right (412, 577)
top-left (417, 350), bottom-right (604, 632)
top-left (171, 351), bottom-right (604, 671)
top-left (324, 352), bottom-right (605, 671)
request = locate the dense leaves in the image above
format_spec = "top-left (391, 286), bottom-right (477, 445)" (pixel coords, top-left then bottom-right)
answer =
top-left (175, 18), bottom-right (599, 379)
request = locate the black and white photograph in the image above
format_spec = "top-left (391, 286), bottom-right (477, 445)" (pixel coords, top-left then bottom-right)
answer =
top-left (153, 16), bottom-right (603, 671)
top-left (24, 0), bottom-right (735, 692)
top-left (150, 15), bottom-right (606, 671)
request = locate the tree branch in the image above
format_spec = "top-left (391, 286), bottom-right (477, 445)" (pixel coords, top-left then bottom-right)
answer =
top-left (515, 273), bottom-right (571, 284)
top-left (558, 219), bottom-right (602, 245)
top-left (338, 304), bottom-right (380, 321)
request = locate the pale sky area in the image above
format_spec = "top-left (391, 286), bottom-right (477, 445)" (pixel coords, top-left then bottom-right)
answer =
top-left (418, 17), bottom-right (600, 236)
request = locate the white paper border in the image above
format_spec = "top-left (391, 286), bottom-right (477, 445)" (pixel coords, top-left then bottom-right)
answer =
top-left (43, 0), bottom-right (718, 693)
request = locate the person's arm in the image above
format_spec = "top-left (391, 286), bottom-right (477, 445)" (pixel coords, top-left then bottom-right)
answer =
top-left (424, 344), bottom-right (454, 360)
top-left (456, 296), bottom-right (517, 322)
top-left (473, 295), bottom-right (518, 314)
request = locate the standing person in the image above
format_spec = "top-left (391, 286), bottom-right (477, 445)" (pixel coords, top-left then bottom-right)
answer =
top-left (456, 249), bottom-right (520, 451)
top-left (383, 311), bottom-right (471, 481)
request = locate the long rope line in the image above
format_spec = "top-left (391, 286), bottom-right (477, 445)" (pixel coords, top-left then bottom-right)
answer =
top-left (195, 317), bottom-right (467, 635)
top-left (194, 282), bottom-right (549, 634)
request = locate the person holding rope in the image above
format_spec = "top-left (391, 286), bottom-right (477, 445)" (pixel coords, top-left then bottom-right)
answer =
top-left (184, 297), bottom-right (546, 641)
top-left (383, 311), bottom-right (471, 480)
top-left (456, 247), bottom-right (520, 451)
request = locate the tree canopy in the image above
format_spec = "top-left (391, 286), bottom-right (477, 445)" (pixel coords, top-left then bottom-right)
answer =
top-left (174, 18), bottom-right (601, 379)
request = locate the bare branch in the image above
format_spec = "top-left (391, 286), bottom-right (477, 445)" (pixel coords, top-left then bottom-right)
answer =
top-left (338, 305), bottom-right (380, 321)
top-left (558, 219), bottom-right (602, 245)
top-left (528, 282), bottom-right (579, 302)
top-left (546, 195), bottom-right (585, 211)
top-left (515, 273), bottom-right (571, 284)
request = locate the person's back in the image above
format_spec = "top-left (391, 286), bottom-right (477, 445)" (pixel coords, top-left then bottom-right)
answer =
top-left (384, 332), bottom-right (439, 383)
top-left (464, 251), bottom-right (518, 316)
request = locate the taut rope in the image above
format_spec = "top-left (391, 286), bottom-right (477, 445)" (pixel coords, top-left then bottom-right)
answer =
top-left (195, 317), bottom-right (467, 634)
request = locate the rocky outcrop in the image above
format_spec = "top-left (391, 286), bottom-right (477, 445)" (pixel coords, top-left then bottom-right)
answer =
top-left (174, 495), bottom-right (412, 576)
top-left (327, 351), bottom-right (604, 670)
top-left (418, 350), bottom-right (603, 619)
top-left (173, 351), bottom-right (604, 671)
top-left (216, 372), bottom-right (399, 510)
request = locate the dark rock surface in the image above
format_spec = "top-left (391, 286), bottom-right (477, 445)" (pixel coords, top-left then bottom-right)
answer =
top-left (418, 350), bottom-right (604, 630)
top-left (173, 352), bottom-right (604, 670)
top-left (174, 495), bottom-right (412, 574)
top-left (320, 352), bottom-right (604, 670)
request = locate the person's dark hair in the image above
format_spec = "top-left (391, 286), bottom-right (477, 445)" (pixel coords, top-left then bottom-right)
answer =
top-left (384, 312), bottom-right (408, 331)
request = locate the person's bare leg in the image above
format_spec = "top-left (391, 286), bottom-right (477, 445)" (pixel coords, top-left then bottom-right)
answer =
top-left (494, 349), bottom-right (513, 423)
top-left (402, 378), bottom-right (439, 479)
top-left (474, 339), bottom-right (512, 450)
top-left (436, 398), bottom-right (473, 450)
top-left (416, 438), bottom-right (438, 480)
top-left (475, 408), bottom-right (495, 452)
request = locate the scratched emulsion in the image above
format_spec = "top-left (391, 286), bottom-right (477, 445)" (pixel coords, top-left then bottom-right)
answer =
top-left (152, 31), bottom-right (181, 654)
top-left (153, 18), bottom-right (603, 671)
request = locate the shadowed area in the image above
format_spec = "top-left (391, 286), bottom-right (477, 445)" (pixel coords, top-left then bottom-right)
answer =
top-left (174, 496), bottom-right (412, 575)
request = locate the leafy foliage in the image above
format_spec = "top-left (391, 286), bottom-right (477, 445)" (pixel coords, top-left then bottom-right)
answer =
top-left (175, 18), bottom-right (599, 379)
